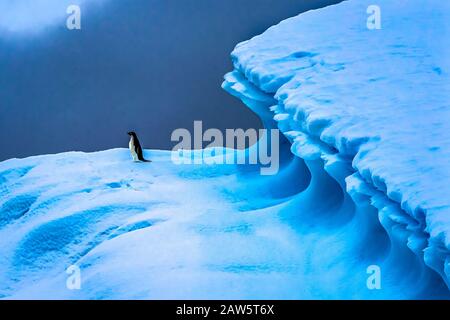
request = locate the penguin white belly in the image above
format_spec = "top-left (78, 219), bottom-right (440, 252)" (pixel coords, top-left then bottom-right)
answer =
top-left (129, 137), bottom-right (139, 162)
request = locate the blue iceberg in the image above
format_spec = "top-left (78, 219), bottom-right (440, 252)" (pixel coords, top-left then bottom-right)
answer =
top-left (0, 0), bottom-right (449, 299)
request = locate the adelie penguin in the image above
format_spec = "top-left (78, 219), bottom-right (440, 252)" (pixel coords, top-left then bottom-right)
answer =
top-left (127, 131), bottom-right (151, 162)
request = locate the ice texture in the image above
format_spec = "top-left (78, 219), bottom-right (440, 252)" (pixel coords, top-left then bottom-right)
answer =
top-left (0, 0), bottom-right (449, 299)
top-left (225, 0), bottom-right (450, 289)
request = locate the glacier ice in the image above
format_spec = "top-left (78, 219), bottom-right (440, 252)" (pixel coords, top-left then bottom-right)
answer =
top-left (0, 0), bottom-right (449, 299)
top-left (224, 0), bottom-right (450, 294)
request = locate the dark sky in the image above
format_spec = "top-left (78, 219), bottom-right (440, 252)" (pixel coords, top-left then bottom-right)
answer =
top-left (0, 0), bottom-right (340, 161)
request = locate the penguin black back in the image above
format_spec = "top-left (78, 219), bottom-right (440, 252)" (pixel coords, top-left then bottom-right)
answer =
top-left (127, 131), bottom-right (151, 162)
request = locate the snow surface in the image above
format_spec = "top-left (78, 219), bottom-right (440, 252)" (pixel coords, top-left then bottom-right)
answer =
top-left (1, 0), bottom-right (449, 299)
top-left (225, 0), bottom-right (450, 291)
top-left (1, 147), bottom-right (448, 299)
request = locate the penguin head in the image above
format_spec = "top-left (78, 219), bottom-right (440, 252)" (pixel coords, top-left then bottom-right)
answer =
top-left (127, 131), bottom-right (136, 137)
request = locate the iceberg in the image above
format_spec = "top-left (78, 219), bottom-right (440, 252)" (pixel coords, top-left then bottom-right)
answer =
top-left (223, 0), bottom-right (450, 295)
top-left (0, 0), bottom-right (449, 299)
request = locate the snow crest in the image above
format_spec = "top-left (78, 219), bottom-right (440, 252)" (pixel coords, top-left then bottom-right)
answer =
top-left (223, 0), bottom-right (450, 291)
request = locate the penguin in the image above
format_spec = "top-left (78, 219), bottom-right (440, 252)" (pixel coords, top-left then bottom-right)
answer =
top-left (127, 131), bottom-right (151, 162)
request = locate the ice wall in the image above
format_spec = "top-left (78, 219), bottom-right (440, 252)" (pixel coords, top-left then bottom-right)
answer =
top-left (223, 0), bottom-right (450, 290)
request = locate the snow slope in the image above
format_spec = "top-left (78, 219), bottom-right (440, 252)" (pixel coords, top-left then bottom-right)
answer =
top-left (0, 0), bottom-right (449, 299)
top-left (1, 145), bottom-right (448, 299)
top-left (224, 0), bottom-right (450, 291)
